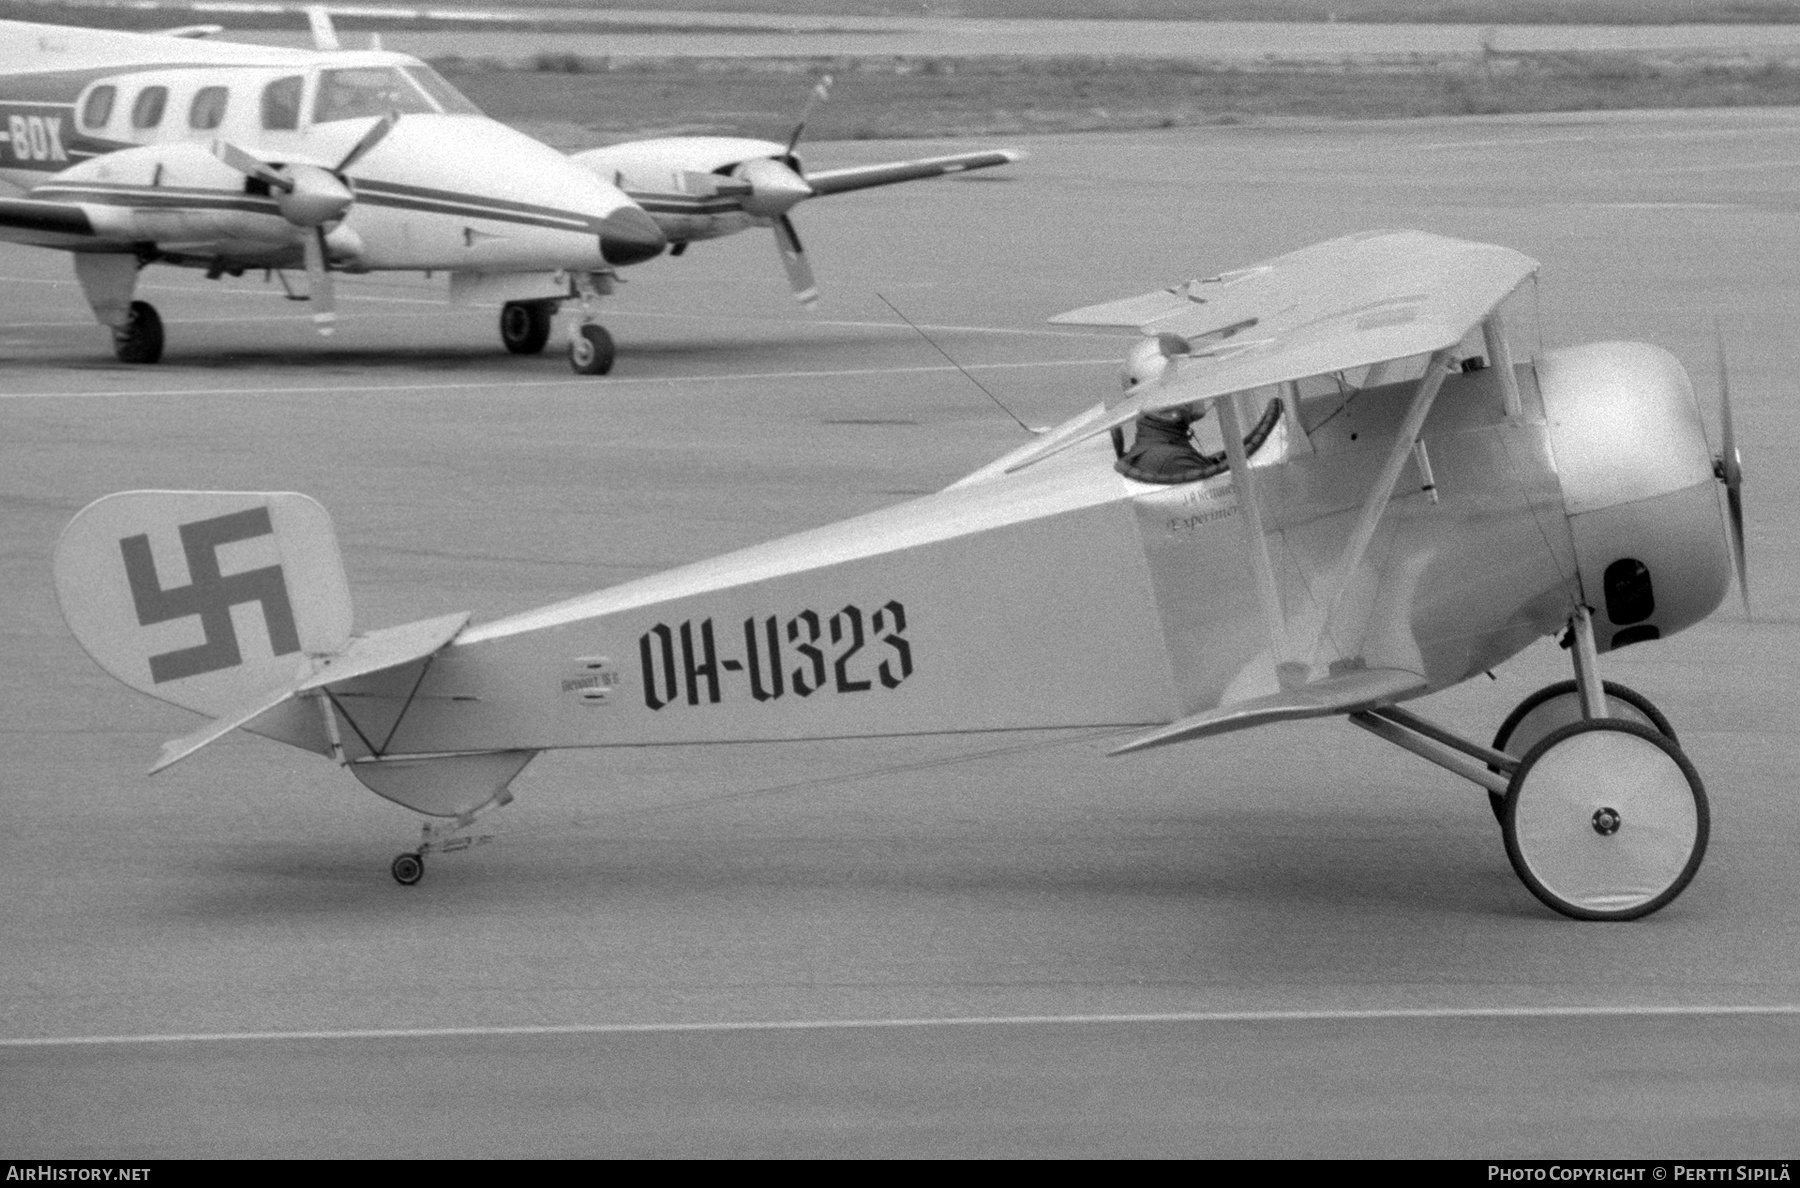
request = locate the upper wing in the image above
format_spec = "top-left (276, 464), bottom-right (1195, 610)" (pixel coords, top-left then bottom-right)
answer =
top-left (1009, 230), bottom-right (1538, 473)
top-left (0, 196), bottom-right (99, 248)
top-left (802, 149), bottom-right (1024, 197)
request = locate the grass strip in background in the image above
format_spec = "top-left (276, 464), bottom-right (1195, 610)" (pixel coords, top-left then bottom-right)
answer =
top-left (438, 52), bottom-right (1800, 147)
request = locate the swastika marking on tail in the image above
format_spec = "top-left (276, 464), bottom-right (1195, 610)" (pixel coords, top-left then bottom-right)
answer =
top-left (120, 507), bottom-right (300, 683)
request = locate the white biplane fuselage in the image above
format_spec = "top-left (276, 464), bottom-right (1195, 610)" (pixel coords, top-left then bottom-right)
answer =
top-left (53, 231), bottom-right (1742, 920)
top-left (232, 342), bottom-right (1728, 759)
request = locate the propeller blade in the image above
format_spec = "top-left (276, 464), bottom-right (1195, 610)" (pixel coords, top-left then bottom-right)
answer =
top-left (784, 74), bottom-right (833, 159)
top-left (773, 214), bottom-right (818, 307)
top-left (335, 110), bottom-right (398, 173)
top-left (303, 229), bottom-right (336, 337)
top-left (210, 139), bottom-right (293, 192)
top-left (1714, 320), bottom-right (1749, 616)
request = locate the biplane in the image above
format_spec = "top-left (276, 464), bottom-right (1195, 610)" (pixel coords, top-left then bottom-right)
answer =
top-left (53, 230), bottom-right (1748, 920)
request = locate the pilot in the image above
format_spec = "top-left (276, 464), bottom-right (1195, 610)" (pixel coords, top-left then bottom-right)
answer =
top-left (1116, 405), bottom-right (1212, 483)
top-left (1112, 336), bottom-right (1212, 483)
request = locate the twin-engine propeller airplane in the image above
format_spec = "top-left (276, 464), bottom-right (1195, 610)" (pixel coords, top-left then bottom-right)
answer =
top-left (0, 17), bottom-right (1020, 372)
top-left (54, 231), bottom-right (1748, 921)
top-left (0, 14), bottom-right (667, 370)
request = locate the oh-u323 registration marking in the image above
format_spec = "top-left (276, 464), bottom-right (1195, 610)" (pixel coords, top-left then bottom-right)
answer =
top-left (637, 600), bottom-right (913, 711)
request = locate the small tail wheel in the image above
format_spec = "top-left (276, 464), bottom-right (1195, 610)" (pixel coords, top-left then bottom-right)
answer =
top-left (1501, 719), bottom-right (1708, 921)
top-left (500, 300), bottom-right (555, 355)
top-left (1487, 679), bottom-right (1675, 822)
top-left (391, 851), bottom-right (425, 886)
top-left (569, 323), bottom-right (615, 375)
top-left (112, 300), bottom-right (164, 365)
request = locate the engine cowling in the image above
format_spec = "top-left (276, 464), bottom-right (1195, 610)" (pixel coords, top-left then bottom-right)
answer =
top-left (1538, 341), bottom-right (1731, 652)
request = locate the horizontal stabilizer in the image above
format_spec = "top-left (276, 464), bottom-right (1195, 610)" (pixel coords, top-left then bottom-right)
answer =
top-left (803, 149), bottom-right (1024, 197)
top-left (152, 684), bottom-right (302, 774)
top-left (150, 611), bottom-right (470, 774)
top-left (1109, 667), bottom-right (1427, 756)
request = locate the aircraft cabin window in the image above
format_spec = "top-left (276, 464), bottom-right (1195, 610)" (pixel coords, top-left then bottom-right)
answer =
top-left (188, 86), bottom-right (229, 131)
top-left (402, 66), bottom-right (483, 115)
top-left (261, 75), bottom-right (302, 131)
top-left (313, 67), bottom-right (438, 124)
top-left (130, 86), bottom-right (168, 130)
top-left (81, 85), bottom-right (116, 130)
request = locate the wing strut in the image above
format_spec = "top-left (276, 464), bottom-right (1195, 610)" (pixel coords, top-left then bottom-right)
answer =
top-left (1300, 348), bottom-right (1455, 672)
top-left (1483, 312), bottom-right (1521, 418)
top-left (1213, 391), bottom-right (1293, 685)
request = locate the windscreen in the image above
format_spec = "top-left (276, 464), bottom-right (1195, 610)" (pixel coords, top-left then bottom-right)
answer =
top-left (402, 65), bottom-right (483, 115)
top-left (313, 67), bottom-right (440, 124)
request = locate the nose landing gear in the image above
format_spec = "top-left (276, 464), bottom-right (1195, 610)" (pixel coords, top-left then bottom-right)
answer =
top-left (566, 271), bottom-right (616, 376)
top-left (570, 323), bottom-right (615, 376)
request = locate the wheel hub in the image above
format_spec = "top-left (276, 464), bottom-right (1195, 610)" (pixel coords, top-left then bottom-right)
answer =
top-left (1591, 806), bottom-right (1622, 836)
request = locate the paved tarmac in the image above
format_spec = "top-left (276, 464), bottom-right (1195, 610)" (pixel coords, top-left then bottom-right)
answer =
top-left (3, 107), bottom-right (1799, 1157)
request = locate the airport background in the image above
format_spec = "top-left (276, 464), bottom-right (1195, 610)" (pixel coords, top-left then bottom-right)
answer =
top-left (2, 0), bottom-right (1798, 1159)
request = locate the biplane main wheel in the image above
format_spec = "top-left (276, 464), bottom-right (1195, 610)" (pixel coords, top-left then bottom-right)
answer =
top-left (390, 852), bottom-right (424, 886)
top-left (112, 300), bottom-right (164, 365)
top-left (1501, 719), bottom-right (1707, 921)
top-left (499, 300), bottom-right (555, 355)
top-left (569, 323), bottom-right (615, 375)
top-left (1488, 680), bottom-right (1675, 822)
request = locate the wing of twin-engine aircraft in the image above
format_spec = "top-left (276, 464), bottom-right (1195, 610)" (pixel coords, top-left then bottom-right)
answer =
top-left (800, 149), bottom-right (1024, 196)
top-left (572, 137), bottom-right (1023, 307)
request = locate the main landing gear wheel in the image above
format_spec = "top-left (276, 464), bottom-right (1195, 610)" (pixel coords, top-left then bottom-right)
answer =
top-left (569, 323), bottom-right (615, 375)
top-left (112, 300), bottom-right (163, 364)
top-left (499, 300), bottom-right (555, 355)
top-left (1488, 679), bottom-right (1675, 822)
top-left (1501, 719), bottom-right (1708, 921)
top-left (390, 852), bottom-right (424, 886)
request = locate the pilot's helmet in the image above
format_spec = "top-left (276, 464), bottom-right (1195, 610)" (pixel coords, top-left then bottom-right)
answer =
top-left (1120, 337), bottom-right (1173, 392)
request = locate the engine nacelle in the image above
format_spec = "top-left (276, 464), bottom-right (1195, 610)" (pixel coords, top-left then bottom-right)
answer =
top-left (1538, 342), bottom-right (1730, 651)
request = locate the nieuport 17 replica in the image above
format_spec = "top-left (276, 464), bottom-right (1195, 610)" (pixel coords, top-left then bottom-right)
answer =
top-left (0, 15), bottom-right (1019, 371)
top-left (53, 230), bottom-right (1748, 921)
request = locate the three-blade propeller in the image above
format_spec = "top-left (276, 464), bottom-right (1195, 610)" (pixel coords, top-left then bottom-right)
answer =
top-left (210, 112), bottom-right (398, 335)
top-left (740, 76), bottom-right (831, 306)
top-left (1713, 323), bottom-right (1750, 616)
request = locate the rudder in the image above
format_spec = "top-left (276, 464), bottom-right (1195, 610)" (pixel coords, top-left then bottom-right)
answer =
top-left (55, 491), bottom-right (353, 717)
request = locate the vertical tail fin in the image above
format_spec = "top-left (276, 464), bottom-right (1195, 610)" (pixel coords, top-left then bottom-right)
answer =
top-left (54, 491), bottom-right (353, 717)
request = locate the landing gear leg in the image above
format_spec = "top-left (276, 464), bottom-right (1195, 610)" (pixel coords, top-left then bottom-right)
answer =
top-left (1495, 606), bottom-right (1707, 918)
top-left (1347, 606), bottom-right (1710, 920)
top-left (112, 300), bottom-right (164, 364)
top-left (567, 272), bottom-right (616, 375)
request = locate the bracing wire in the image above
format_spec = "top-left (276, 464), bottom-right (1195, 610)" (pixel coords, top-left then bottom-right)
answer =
top-left (876, 293), bottom-right (1037, 435)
